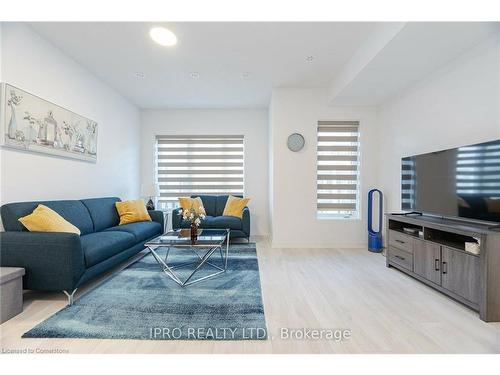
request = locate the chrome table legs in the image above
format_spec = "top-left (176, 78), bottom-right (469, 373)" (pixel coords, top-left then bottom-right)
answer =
top-left (147, 232), bottom-right (230, 287)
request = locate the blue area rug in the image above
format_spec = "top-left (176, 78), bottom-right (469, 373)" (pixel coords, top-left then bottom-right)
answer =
top-left (23, 243), bottom-right (267, 340)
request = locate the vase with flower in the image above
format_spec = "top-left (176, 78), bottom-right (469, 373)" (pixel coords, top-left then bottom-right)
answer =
top-left (7, 90), bottom-right (23, 140)
top-left (179, 206), bottom-right (206, 243)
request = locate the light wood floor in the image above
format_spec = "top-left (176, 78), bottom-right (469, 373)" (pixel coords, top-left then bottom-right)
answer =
top-left (1, 236), bottom-right (500, 354)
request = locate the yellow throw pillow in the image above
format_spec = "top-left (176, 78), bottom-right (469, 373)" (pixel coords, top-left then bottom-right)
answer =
top-left (223, 195), bottom-right (250, 219)
top-left (115, 199), bottom-right (151, 225)
top-left (178, 197), bottom-right (206, 215)
top-left (18, 204), bottom-right (81, 235)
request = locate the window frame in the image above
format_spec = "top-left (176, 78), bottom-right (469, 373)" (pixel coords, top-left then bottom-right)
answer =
top-left (316, 120), bottom-right (361, 220)
top-left (154, 134), bottom-right (245, 210)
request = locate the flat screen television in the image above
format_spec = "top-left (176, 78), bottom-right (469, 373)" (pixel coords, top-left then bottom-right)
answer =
top-left (401, 139), bottom-right (500, 224)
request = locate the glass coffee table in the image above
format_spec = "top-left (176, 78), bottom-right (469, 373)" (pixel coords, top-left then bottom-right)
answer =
top-left (145, 229), bottom-right (230, 287)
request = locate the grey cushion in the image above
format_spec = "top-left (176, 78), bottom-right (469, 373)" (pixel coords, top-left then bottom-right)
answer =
top-left (81, 197), bottom-right (121, 232)
top-left (81, 231), bottom-right (136, 267)
top-left (1, 200), bottom-right (94, 235)
top-left (104, 221), bottom-right (162, 242)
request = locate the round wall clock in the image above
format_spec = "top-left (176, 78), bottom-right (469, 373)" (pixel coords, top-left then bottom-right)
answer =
top-left (287, 133), bottom-right (305, 152)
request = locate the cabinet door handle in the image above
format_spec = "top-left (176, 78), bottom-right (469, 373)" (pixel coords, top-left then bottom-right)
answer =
top-left (442, 261), bottom-right (447, 274)
top-left (395, 239), bottom-right (405, 244)
top-left (395, 255), bottom-right (405, 261)
top-left (435, 259), bottom-right (440, 271)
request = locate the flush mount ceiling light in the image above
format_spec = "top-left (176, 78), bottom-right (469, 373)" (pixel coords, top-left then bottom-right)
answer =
top-left (149, 27), bottom-right (177, 47)
top-left (190, 72), bottom-right (200, 79)
top-left (305, 55), bottom-right (315, 62)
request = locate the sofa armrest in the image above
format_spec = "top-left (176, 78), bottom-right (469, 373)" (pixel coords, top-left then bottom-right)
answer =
top-left (148, 210), bottom-right (164, 229)
top-left (0, 231), bottom-right (85, 292)
top-left (171, 207), bottom-right (182, 230)
top-left (242, 207), bottom-right (250, 237)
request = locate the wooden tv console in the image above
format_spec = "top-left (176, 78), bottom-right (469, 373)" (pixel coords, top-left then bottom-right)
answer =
top-left (386, 214), bottom-right (500, 322)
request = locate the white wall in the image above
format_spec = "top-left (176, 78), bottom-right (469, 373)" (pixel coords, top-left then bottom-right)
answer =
top-left (140, 109), bottom-right (270, 236)
top-left (0, 23), bottom-right (141, 207)
top-left (2, 22), bottom-right (497, 248)
top-left (267, 98), bottom-right (274, 239)
top-left (0, 22), bottom-right (3, 80)
top-left (378, 34), bottom-right (500, 212)
top-left (269, 88), bottom-right (379, 248)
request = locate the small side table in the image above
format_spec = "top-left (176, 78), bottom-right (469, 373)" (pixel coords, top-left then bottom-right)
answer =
top-left (0, 267), bottom-right (25, 323)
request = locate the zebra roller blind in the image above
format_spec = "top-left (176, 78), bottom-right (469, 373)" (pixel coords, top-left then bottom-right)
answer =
top-left (316, 121), bottom-right (360, 218)
top-left (156, 135), bottom-right (244, 207)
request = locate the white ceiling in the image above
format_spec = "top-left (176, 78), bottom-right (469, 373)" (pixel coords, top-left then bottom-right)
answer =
top-left (28, 22), bottom-right (377, 108)
top-left (330, 22), bottom-right (500, 106)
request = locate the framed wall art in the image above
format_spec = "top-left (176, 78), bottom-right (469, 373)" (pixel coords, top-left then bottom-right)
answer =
top-left (0, 83), bottom-right (98, 162)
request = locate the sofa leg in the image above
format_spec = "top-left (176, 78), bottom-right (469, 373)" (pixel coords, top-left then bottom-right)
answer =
top-left (63, 289), bottom-right (78, 306)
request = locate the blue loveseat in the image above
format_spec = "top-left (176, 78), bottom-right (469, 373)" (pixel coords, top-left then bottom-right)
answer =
top-left (0, 197), bottom-right (163, 304)
top-left (172, 195), bottom-right (250, 241)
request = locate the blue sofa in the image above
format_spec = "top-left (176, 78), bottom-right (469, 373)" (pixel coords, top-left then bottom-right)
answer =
top-left (0, 197), bottom-right (163, 304)
top-left (172, 195), bottom-right (250, 241)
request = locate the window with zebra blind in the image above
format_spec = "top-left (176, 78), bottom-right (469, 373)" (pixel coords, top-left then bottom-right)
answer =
top-left (155, 135), bottom-right (244, 209)
top-left (316, 121), bottom-right (360, 219)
